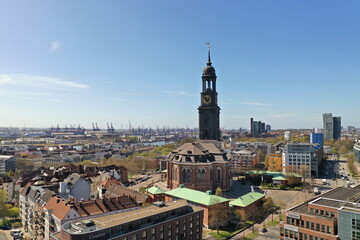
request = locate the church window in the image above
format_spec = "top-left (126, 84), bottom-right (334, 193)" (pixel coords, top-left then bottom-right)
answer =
top-left (187, 169), bottom-right (191, 183)
top-left (173, 167), bottom-right (177, 181)
top-left (182, 169), bottom-right (186, 183)
top-left (217, 168), bottom-right (221, 181)
top-left (197, 169), bottom-right (201, 183)
top-left (201, 169), bottom-right (206, 183)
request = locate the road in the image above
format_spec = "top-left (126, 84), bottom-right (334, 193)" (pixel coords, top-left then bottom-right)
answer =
top-left (0, 230), bottom-right (11, 240)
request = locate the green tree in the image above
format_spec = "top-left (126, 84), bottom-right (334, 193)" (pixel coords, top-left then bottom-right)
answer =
top-left (8, 207), bottom-right (20, 219)
top-left (209, 201), bottom-right (229, 234)
top-left (264, 154), bottom-right (269, 169)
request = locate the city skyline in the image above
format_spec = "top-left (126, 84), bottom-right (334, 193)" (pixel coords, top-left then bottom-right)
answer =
top-left (1, 1), bottom-right (360, 129)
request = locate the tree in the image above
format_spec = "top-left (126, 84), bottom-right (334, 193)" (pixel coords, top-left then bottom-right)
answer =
top-left (0, 189), bottom-right (8, 218)
top-left (215, 187), bottom-right (223, 197)
top-left (264, 154), bottom-right (269, 169)
top-left (263, 197), bottom-right (275, 210)
top-left (209, 201), bottom-right (229, 234)
top-left (338, 145), bottom-right (348, 155)
top-left (8, 207), bottom-right (20, 219)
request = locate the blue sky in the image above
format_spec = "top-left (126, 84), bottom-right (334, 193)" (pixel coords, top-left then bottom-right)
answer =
top-left (1, 1), bottom-right (360, 130)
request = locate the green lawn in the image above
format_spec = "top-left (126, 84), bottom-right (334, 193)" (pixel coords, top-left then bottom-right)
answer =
top-left (209, 231), bottom-right (232, 239)
top-left (267, 220), bottom-right (280, 227)
top-left (208, 224), bottom-right (247, 239)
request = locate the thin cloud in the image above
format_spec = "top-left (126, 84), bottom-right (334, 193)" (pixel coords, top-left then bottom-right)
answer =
top-left (164, 90), bottom-right (190, 96)
top-left (50, 40), bottom-right (63, 53)
top-left (242, 102), bottom-right (271, 106)
top-left (0, 74), bottom-right (89, 90)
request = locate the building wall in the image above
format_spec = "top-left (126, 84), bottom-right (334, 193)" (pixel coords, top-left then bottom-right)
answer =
top-left (231, 151), bottom-right (257, 173)
top-left (59, 205), bottom-right (203, 240)
top-left (167, 161), bottom-right (231, 192)
top-left (0, 156), bottom-right (16, 175)
top-left (338, 208), bottom-right (360, 240)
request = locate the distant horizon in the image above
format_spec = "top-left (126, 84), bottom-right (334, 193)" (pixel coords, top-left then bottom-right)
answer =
top-left (1, 1), bottom-right (360, 129)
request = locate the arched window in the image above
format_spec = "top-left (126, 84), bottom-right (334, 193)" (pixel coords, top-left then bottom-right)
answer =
top-left (173, 167), bottom-right (177, 181)
top-left (197, 169), bottom-right (201, 183)
top-left (187, 169), bottom-right (191, 183)
top-left (182, 169), bottom-right (187, 183)
top-left (217, 168), bottom-right (221, 181)
top-left (201, 169), bottom-right (206, 183)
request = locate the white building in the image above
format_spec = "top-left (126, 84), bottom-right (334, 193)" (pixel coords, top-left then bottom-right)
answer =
top-left (282, 143), bottom-right (319, 177)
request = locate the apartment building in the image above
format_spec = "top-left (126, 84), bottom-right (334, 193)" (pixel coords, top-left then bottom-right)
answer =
top-left (52, 200), bottom-right (203, 240)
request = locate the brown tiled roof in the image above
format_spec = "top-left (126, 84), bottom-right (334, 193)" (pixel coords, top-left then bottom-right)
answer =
top-left (44, 195), bottom-right (139, 221)
top-left (104, 183), bottom-right (149, 204)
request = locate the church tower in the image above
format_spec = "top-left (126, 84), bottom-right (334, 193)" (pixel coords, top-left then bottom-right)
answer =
top-left (198, 46), bottom-right (221, 140)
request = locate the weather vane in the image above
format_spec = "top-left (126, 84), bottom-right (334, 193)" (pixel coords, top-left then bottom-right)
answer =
top-left (206, 42), bottom-right (210, 49)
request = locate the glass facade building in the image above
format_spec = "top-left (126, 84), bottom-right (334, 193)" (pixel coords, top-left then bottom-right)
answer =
top-left (354, 142), bottom-right (360, 164)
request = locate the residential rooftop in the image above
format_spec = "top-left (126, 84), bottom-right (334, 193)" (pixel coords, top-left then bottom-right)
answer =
top-left (63, 200), bottom-right (200, 235)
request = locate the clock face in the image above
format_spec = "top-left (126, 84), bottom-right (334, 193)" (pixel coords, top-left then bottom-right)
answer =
top-left (202, 95), bottom-right (212, 104)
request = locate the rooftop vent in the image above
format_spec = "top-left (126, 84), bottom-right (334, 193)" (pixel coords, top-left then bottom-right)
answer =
top-left (82, 219), bottom-right (95, 227)
top-left (153, 201), bottom-right (166, 208)
top-left (206, 190), bottom-right (212, 195)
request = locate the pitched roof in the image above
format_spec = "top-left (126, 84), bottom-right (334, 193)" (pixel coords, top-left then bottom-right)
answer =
top-left (104, 183), bottom-right (148, 204)
top-left (229, 192), bottom-right (265, 207)
top-left (45, 195), bottom-right (139, 220)
top-left (165, 186), bottom-right (229, 206)
top-left (272, 176), bottom-right (287, 181)
top-left (146, 186), bottom-right (165, 195)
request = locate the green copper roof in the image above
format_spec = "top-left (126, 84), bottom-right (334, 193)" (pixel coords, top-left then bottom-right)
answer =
top-left (165, 185), bottom-right (229, 206)
top-left (229, 192), bottom-right (265, 207)
top-left (146, 186), bottom-right (165, 195)
top-left (272, 176), bottom-right (287, 181)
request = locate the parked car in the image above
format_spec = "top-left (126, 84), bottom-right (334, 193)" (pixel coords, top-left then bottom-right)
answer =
top-left (261, 228), bottom-right (268, 233)
top-left (0, 225), bottom-right (11, 230)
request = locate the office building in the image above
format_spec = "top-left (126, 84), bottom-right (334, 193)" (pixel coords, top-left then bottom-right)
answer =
top-left (265, 124), bottom-right (271, 132)
top-left (333, 116), bottom-right (341, 140)
top-left (310, 133), bottom-right (323, 150)
top-left (280, 186), bottom-right (360, 240)
top-left (323, 113), bottom-right (342, 140)
top-left (54, 200), bottom-right (204, 240)
top-left (323, 113), bottom-right (334, 140)
top-left (282, 143), bottom-right (320, 177)
top-left (0, 155), bottom-right (15, 175)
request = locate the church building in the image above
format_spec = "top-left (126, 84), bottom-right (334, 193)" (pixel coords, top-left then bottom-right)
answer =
top-left (166, 48), bottom-right (231, 192)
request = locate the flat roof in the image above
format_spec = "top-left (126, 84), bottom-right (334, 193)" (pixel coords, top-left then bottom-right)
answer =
top-left (64, 200), bottom-right (201, 234)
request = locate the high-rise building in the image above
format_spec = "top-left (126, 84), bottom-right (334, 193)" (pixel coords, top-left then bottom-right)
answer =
top-left (323, 113), bottom-right (342, 140)
top-left (310, 133), bottom-right (323, 150)
top-left (253, 121), bottom-right (260, 138)
top-left (260, 122), bottom-right (266, 133)
top-left (265, 124), bottom-right (271, 132)
top-left (198, 48), bottom-right (220, 141)
top-left (323, 113), bottom-right (334, 140)
top-left (333, 116), bottom-right (341, 140)
top-left (250, 118), bottom-right (254, 137)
